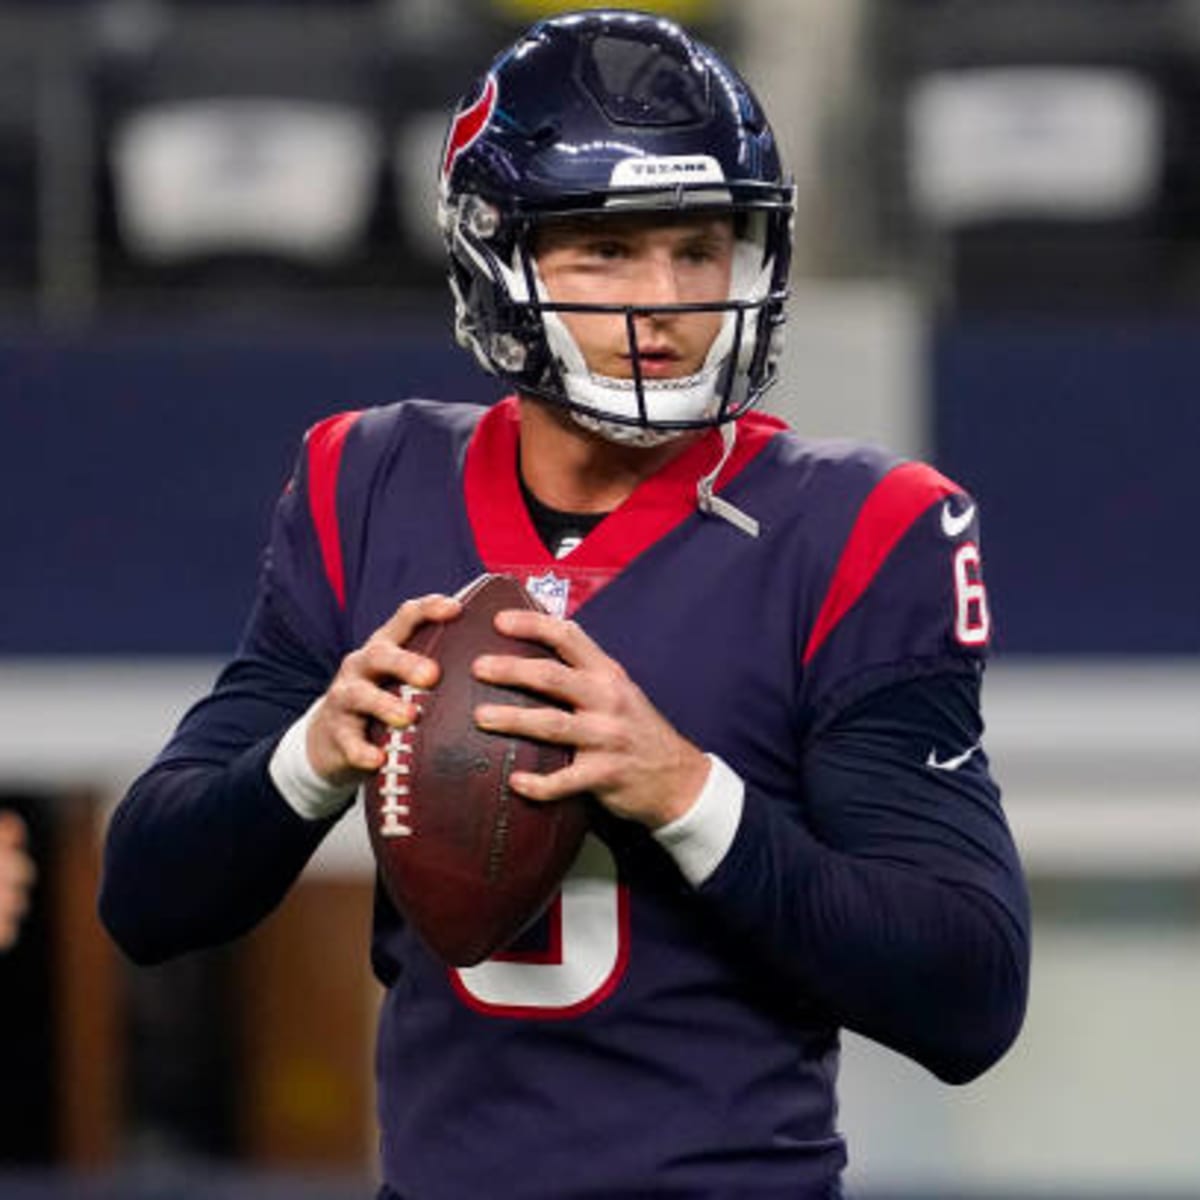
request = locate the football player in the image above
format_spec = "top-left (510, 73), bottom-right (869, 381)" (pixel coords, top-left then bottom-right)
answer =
top-left (101, 11), bottom-right (1030, 1197)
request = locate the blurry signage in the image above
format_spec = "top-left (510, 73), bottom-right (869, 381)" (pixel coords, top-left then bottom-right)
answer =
top-left (907, 67), bottom-right (1161, 226)
top-left (112, 100), bottom-right (381, 263)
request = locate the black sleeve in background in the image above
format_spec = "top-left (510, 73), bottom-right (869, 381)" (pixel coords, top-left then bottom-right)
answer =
top-left (98, 591), bottom-right (345, 966)
top-left (699, 670), bottom-right (1031, 1084)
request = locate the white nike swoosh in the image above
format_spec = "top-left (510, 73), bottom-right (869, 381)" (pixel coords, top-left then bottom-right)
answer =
top-left (940, 499), bottom-right (976, 539)
top-left (926, 741), bottom-right (982, 772)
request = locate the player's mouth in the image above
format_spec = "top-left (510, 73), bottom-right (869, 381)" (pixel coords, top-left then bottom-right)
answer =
top-left (625, 346), bottom-right (687, 378)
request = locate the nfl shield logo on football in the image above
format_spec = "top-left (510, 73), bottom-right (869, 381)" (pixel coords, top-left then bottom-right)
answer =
top-left (525, 571), bottom-right (570, 619)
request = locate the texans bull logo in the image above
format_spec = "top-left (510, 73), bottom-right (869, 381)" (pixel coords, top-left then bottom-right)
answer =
top-left (442, 74), bottom-right (498, 183)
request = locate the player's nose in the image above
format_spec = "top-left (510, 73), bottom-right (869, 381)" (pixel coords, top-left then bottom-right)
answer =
top-left (630, 251), bottom-right (683, 310)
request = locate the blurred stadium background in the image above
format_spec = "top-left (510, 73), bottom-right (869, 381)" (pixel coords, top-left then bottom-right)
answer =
top-left (1, 0), bottom-right (1198, 1196)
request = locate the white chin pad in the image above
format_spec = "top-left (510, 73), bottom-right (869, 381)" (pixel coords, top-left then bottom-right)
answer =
top-left (569, 410), bottom-right (684, 447)
top-left (547, 337), bottom-right (724, 427)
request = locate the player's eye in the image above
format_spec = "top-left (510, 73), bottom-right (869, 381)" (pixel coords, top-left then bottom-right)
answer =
top-left (678, 238), bottom-right (720, 265)
top-left (584, 239), bottom-right (629, 262)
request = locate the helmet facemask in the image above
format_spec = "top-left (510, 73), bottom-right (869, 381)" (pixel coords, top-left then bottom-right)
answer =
top-left (441, 187), bottom-right (793, 444)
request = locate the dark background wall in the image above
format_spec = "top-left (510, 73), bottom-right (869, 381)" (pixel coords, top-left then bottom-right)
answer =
top-left (1, 323), bottom-right (498, 655)
top-left (933, 317), bottom-right (1200, 655)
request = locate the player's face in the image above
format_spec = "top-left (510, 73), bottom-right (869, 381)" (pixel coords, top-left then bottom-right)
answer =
top-left (534, 213), bottom-right (735, 380)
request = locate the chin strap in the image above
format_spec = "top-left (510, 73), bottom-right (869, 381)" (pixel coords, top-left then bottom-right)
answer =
top-left (696, 422), bottom-right (760, 538)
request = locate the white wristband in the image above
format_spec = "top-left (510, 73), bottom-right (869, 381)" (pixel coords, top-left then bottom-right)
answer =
top-left (652, 754), bottom-right (745, 886)
top-left (268, 700), bottom-right (358, 821)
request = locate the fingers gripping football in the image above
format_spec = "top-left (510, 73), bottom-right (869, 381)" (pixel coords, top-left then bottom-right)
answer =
top-left (473, 609), bottom-right (710, 829)
top-left (306, 594), bottom-right (461, 787)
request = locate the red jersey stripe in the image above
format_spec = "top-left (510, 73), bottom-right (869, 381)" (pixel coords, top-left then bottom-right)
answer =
top-left (305, 410), bottom-right (363, 609)
top-left (463, 396), bottom-right (786, 615)
top-left (802, 461), bottom-right (959, 665)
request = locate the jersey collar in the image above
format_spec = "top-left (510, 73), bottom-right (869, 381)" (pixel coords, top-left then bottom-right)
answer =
top-left (464, 396), bottom-right (784, 614)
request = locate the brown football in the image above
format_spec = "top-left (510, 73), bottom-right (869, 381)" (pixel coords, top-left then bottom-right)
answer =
top-left (363, 573), bottom-right (589, 966)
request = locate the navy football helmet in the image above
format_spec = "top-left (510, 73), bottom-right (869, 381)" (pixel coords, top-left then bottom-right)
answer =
top-left (438, 9), bottom-right (794, 442)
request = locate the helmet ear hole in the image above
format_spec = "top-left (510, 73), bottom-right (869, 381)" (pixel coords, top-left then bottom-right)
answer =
top-left (440, 11), bottom-right (795, 433)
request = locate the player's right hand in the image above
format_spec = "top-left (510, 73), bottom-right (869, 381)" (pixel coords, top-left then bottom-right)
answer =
top-left (305, 594), bottom-right (461, 788)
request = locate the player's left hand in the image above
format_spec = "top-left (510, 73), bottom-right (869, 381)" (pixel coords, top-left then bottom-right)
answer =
top-left (472, 609), bottom-right (710, 829)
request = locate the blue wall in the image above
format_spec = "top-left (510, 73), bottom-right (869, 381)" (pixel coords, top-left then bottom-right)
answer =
top-left (934, 319), bottom-right (1200, 655)
top-left (1, 324), bottom-right (498, 655)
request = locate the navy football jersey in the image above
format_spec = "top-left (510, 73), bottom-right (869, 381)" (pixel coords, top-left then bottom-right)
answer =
top-left (101, 397), bottom-right (1029, 1200)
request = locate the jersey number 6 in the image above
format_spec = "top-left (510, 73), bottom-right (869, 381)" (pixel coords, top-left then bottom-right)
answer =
top-left (954, 543), bottom-right (991, 646)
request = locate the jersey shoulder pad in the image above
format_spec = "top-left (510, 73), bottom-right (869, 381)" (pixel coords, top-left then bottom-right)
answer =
top-left (299, 399), bottom-right (486, 607)
top-left (799, 453), bottom-right (989, 718)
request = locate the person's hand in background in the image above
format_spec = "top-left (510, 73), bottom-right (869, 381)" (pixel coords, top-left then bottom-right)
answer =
top-left (0, 812), bottom-right (35, 951)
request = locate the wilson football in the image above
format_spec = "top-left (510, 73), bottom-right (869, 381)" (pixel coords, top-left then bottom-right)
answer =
top-left (363, 573), bottom-right (589, 966)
